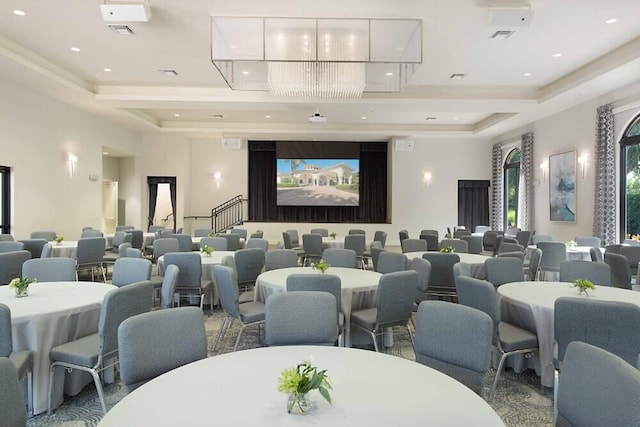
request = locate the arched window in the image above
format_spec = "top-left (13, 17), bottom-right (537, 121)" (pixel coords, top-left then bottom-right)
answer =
top-left (503, 148), bottom-right (521, 228)
top-left (620, 114), bottom-right (640, 238)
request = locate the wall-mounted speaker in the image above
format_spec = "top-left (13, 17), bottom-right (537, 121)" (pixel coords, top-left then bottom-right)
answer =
top-left (394, 139), bottom-right (414, 152)
top-left (221, 137), bottom-right (242, 150)
top-left (488, 7), bottom-right (532, 27)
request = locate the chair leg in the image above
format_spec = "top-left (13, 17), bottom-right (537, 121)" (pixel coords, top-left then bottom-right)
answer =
top-left (489, 352), bottom-right (509, 401)
top-left (554, 370), bottom-right (559, 419)
top-left (47, 364), bottom-right (56, 414)
top-left (406, 325), bottom-right (415, 349)
top-left (233, 324), bottom-right (247, 351)
top-left (89, 369), bottom-right (107, 414)
top-left (214, 316), bottom-right (230, 350)
top-left (26, 369), bottom-right (33, 417)
top-left (369, 330), bottom-right (379, 352)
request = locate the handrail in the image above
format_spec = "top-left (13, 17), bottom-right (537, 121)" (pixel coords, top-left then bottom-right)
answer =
top-left (183, 195), bottom-right (245, 234)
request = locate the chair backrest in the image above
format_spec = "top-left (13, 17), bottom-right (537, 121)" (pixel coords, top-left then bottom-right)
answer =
top-left (455, 276), bottom-right (499, 343)
top-left (322, 248), bottom-right (357, 268)
top-left (147, 225), bottom-right (163, 233)
top-left (504, 227), bottom-right (520, 237)
top-left (370, 245), bottom-right (384, 272)
top-left (343, 234), bottom-right (366, 257)
top-left (531, 234), bottom-right (554, 244)
top-left (0, 241), bottom-right (25, 253)
top-left (452, 261), bottom-right (470, 278)
top-left (401, 238), bottom-right (428, 253)
top-left (30, 231), bottom-right (56, 241)
top-left (498, 242), bottom-right (524, 254)
top-left (117, 225), bottom-right (135, 232)
top-left (420, 229), bottom-right (439, 238)
top-left (265, 249), bottom-right (298, 271)
top-left (453, 229), bottom-right (471, 238)
top-left (282, 231), bottom-right (295, 249)
top-left (556, 341), bottom-right (640, 427)
top-left (515, 230), bottom-right (531, 247)
top-left (111, 258), bottom-right (152, 287)
top-left (193, 228), bottom-right (213, 237)
top-left (285, 230), bottom-right (300, 247)
top-left (373, 230), bottom-right (387, 247)
top-left (604, 244), bottom-right (623, 254)
top-left (460, 235), bottom-right (483, 254)
top-left (159, 229), bottom-right (174, 239)
top-left (265, 291), bottom-right (338, 346)
top-left (118, 242), bottom-right (131, 258)
top-left (422, 252), bottom-right (460, 289)
top-left (537, 241), bottom-right (567, 272)
top-left (164, 252), bottom-right (203, 289)
top-left (348, 229), bottom-right (366, 237)
top-left (554, 297), bottom-right (640, 367)
top-left (250, 230), bottom-right (264, 239)
top-left (153, 238), bottom-right (180, 259)
top-left (199, 237), bottom-right (227, 251)
top-left (246, 238), bottom-right (269, 251)
top-left (619, 246), bottom-right (640, 276)
top-left (559, 260), bottom-right (610, 286)
top-left (409, 257), bottom-right (431, 302)
top-left (374, 270), bottom-right (418, 328)
top-left (125, 247), bottom-right (143, 258)
top-left (302, 233), bottom-right (323, 258)
top-left (604, 253), bottom-right (632, 289)
top-left (217, 233), bottom-right (241, 251)
top-left (590, 247), bottom-right (604, 262)
top-left (376, 251), bottom-right (408, 274)
top-left (439, 239), bottom-right (468, 253)
top-left (482, 231), bottom-right (502, 252)
top-left (414, 300), bottom-right (493, 395)
top-left (0, 357), bottom-right (26, 427)
top-left (0, 250), bottom-right (32, 286)
top-left (234, 248), bottom-right (266, 285)
top-left (286, 273), bottom-right (342, 320)
top-left (98, 280), bottom-right (154, 361)
top-left (230, 228), bottom-right (248, 240)
top-left (485, 257), bottom-right (524, 287)
top-left (0, 234), bottom-right (14, 242)
top-left (310, 228), bottom-right (329, 237)
top-left (118, 307), bottom-right (207, 391)
top-left (0, 303), bottom-right (13, 357)
top-left (81, 229), bottom-right (103, 238)
top-left (474, 226), bottom-right (490, 234)
top-left (160, 264), bottom-right (179, 309)
top-left (76, 237), bottom-right (106, 265)
top-left (527, 248), bottom-right (542, 280)
top-left (575, 236), bottom-right (602, 248)
top-left (22, 257), bottom-right (76, 282)
top-left (172, 234), bottom-right (193, 252)
top-left (40, 242), bottom-right (53, 258)
top-left (110, 231), bottom-right (128, 250)
top-left (17, 239), bottom-right (47, 258)
top-left (398, 229), bottom-right (409, 242)
top-left (127, 230), bottom-right (144, 249)
top-left (419, 234), bottom-right (439, 251)
top-left (212, 265), bottom-right (241, 318)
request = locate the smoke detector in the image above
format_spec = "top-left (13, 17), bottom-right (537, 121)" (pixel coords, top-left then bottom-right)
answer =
top-left (308, 110), bottom-right (327, 124)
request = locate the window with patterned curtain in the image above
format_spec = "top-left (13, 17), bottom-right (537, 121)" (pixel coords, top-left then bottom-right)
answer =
top-left (503, 148), bottom-right (521, 228)
top-left (620, 114), bottom-right (640, 238)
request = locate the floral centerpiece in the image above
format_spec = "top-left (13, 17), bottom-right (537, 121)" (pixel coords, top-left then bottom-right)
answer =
top-left (207, 231), bottom-right (216, 237)
top-left (311, 259), bottom-right (330, 274)
top-left (571, 278), bottom-right (596, 296)
top-left (201, 245), bottom-right (214, 256)
top-left (444, 232), bottom-right (452, 239)
top-left (54, 235), bottom-right (64, 245)
top-left (329, 232), bottom-right (337, 240)
top-left (278, 359), bottom-right (332, 414)
top-left (440, 246), bottom-right (455, 253)
top-left (565, 240), bottom-right (576, 248)
top-left (8, 277), bottom-right (35, 297)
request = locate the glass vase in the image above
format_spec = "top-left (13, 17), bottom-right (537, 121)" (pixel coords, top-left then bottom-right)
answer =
top-left (15, 287), bottom-right (29, 298)
top-left (287, 392), bottom-right (311, 414)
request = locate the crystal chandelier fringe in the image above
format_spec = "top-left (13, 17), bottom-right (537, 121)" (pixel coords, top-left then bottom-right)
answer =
top-left (268, 62), bottom-right (366, 98)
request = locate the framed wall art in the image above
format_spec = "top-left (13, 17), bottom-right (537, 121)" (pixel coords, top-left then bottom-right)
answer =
top-left (549, 150), bottom-right (576, 222)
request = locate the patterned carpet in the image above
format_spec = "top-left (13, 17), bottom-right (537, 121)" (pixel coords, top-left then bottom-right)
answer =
top-left (28, 309), bottom-right (554, 427)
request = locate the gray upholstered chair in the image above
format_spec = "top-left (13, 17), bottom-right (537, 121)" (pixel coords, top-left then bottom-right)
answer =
top-left (152, 237), bottom-right (180, 261)
top-left (461, 235), bottom-right (483, 254)
top-left (125, 247), bottom-right (143, 258)
top-left (482, 231), bottom-right (503, 253)
top-left (22, 258), bottom-right (76, 282)
top-left (590, 247), bottom-right (604, 262)
top-left (265, 249), bottom-right (298, 271)
top-left (376, 251), bottom-right (407, 274)
top-left (555, 341), bottom-right (640, 427)
top-left (199, 236), bottom-right (227, 251)
top-left (17, 239), bottom-right (47, 259)
top-left (422, 252), bottom-right (460, 301)
top-left (310, 228), bottom-right (329, 237)
top-left (574, 236), bottom-right (601, 248)
top-left (524, 247), bottom-right (542, 281)
top-left (372, 230), bottom-right (387, 247)
top-left (401, 238), bottom-right (428, 253)
top-left (559, 260), bottom-right (610, 286)
top-left (40, 243), bottom-right (53, 258)
top-left (505, 227), bottom-right (520, 237)
top-left (217, 233), bottom-right (241, 251)
top-left (531, 234), bottom-right (555, 244)
top-left (212, 265), bottom-right (265, 351)
top-left (76, 237), bottom-right (106, 282)
top-left (126, 230), bottom-right (143, 249)
top-left (160, 264), bottom-right (179, 309)
top-left (348, 229), bottom-right (366, 237)
top-left (370, 244), bottom-right (385, 272)
top-left (250, 230), bottom-right (264, 239)
top-left (111, 258), bottom-right (152, 287)
top-left (0, 304), bottom-right (33, 417)
top-left (0, 251), bottom-right (31, 286)
top-left (454, 276), bottom-right (538, 400)
top-left (283, 230), bottom-right (301, 249)
top-left (265, 291), bottom-right (338, 346)
top-left (351, 270), bottom-right (417, 352)
top-left (118, 242), bottom-right (131, 258)
top-left (452, 261), bottom-right (470, 278)
top-left (498, 242), bottom-right (524, 254)
top-left (322, 248), bottom-right (357, 268)
top-left (0, 234), bottom-right (15, 241)
top-left (420, 229), bottom-right (439, 239)
top-left (453, 229), bottom-right (472, 238)
top-left (117, 225), bottom-right (135, 232)
top-left (0, 241), bottom-right (25, 253)
top-left (515, 230), bottom-right (532, 248)
top-left (620, 245), bottom-right (640, 276)
top-left (80, 229), bottom-right (103, 239)
top-left (604, 253), bottom-right (633, 289)
top-left (414, 300), bottom-right (493, 396)
top-left (302, 233), bottom-right (323, 266)
top-left (398, 229), bottom-right (409, 242)
top-left (604, 244), bottom-right (623, 254)
top-left (103, 232), bottom-right (132, 264)
top-left (0, 357), bottom-right (27, 427)
top-left (29, 231), bottom-right (56, 241)
top-left (439, 238), bottom-right (468, 253)
top-left (234, 248), bottom-right (266, 294)
top-left (475, 225), bottom-right (490, 234)
top-left (230, 228), bottom-right (248, 240)
top-left (537, 242), bottom-right (567, 280)
top-left (193, 228), bottom-right (213, 237)
top-left (246, 238), bottom-right (269, 251)
top-left (163, 252), bottom-right (213, 311)
top-left (118, 307), bottom-right (207, 392)
top-left (343, 234), bottom-right (366, 269)
top-left (409, 257), bottom-right (431, 307)
top-left (172, 234), bottom-right (193, 252)
top-left (485, 257), bottom-right (524, 287)
top-left (420, 234), bottom-right (440, 251)
top-left (48, 281), bottom-right (153, 414)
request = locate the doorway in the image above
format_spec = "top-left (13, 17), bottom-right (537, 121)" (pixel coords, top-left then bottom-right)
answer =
top-left (0, 166), bottom-right (11, 235)
top-left (102, 181), bottom-right (118, 234)
top-left (148, 177), bottom-right (177, 232)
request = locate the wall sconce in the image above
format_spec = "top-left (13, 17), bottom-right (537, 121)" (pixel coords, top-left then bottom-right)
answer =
top-left (578, 155), bottom-right (588, 179)
top-left (423, 171), bottom-right (432, 185)
top-left (213, 171), bottom-right (222, 189)
top-left (67, 153), bottom-right (78, 177)
top-left (540, 161), bottom-right (548, 183)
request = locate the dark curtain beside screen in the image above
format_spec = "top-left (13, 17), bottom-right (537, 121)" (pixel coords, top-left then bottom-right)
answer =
top-left (248, 141), bottom-right (387, 223)
top-left (458, 180), bottom-right (490, 232)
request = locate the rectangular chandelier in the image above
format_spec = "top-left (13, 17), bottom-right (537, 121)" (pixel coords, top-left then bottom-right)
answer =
top-left (211, 17), bottom-right (422, 98)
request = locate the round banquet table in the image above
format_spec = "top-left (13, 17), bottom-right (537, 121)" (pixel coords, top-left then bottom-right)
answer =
top-left (497, 281), bottom-right (640, 388)
top-left (0, 281), bottom-right (116, 414)
top-left (193, 236), bottom-right (246, 250)
top-left (321, 236), bottom-right (344, 249)
top-left (50, 240), bottom-right (79, 258)
top-left (98, 345), bottom-right (504, 427)
top-left (255, 267), bottom-right (382, 347)
top-left (404, 251), bottom-right (490, 279)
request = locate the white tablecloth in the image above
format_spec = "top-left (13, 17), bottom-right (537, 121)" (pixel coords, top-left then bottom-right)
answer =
top-left (256, 267), bottom-right (382, 347)
top-left (50, 241), bottom-right (78, 258)
top-left (0, 281), bottom-right (116, 414)
top-left (105, 232), bottom-right (155, 249)
top-left (497, 281), bottom-right (640, 387)
top-left (404, 251), bottom-right (490, 279)
top-left (322, 237), bottom-right (344, 249)
top-left (98, 346), bottom-right (504, 427)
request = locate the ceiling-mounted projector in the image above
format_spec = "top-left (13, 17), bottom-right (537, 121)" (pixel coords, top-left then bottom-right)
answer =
top-left (100, 1), bottom-right (151, 22)
top-left (308, 111), bottom-right (327, 124)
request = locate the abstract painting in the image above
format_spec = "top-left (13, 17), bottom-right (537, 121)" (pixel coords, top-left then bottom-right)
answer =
top-left (549, 150), bottom-right (576, 222)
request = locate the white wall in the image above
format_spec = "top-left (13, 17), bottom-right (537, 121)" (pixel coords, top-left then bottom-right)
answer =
top-left (0, 79), bottom-right (142, 239)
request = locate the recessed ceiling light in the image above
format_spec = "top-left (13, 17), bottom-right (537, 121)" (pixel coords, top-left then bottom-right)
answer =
top-left (553, 53), bottom-right (563, 58)
top-left (159, 69), bottom-right (178, 76)
top-left (453, 117), bottom-right (459, 121)
top-left (385, 72), bottom-right (394, 76)
top-left (174, 113), bottom-right (180, 117)
top-left (103, 151), bottom-right (109, 155)
top-left (449, 73), bottom-right (466, 80)
top-left (13, 10), bottom-right (25, 16)
top-left (361, 116), bottom-right (367, 120)
top-left (523, 72), bottom-right (532, 77)
top-left (103, 68), bottom-right (112, 72)
top-left (606, 18), bottom-right (617, 24)
top-left (265, 115), bottom-right (271, 119)
top-left (70, 47), bottom-right (80, 52)
top-left (241, 70), bottom-right (250, 75)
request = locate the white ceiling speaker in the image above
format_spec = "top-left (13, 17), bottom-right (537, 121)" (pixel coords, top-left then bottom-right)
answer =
top-left (221, 137), bottom-right (242, 150)
top-left (308, 110), bottom-right (327, 124)
top-left (487, 5), bottom-right (532, 28)
top-left (394, 139), bottom-right (414, 152)
top-left (100, 2), bottom-right (152, 22)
